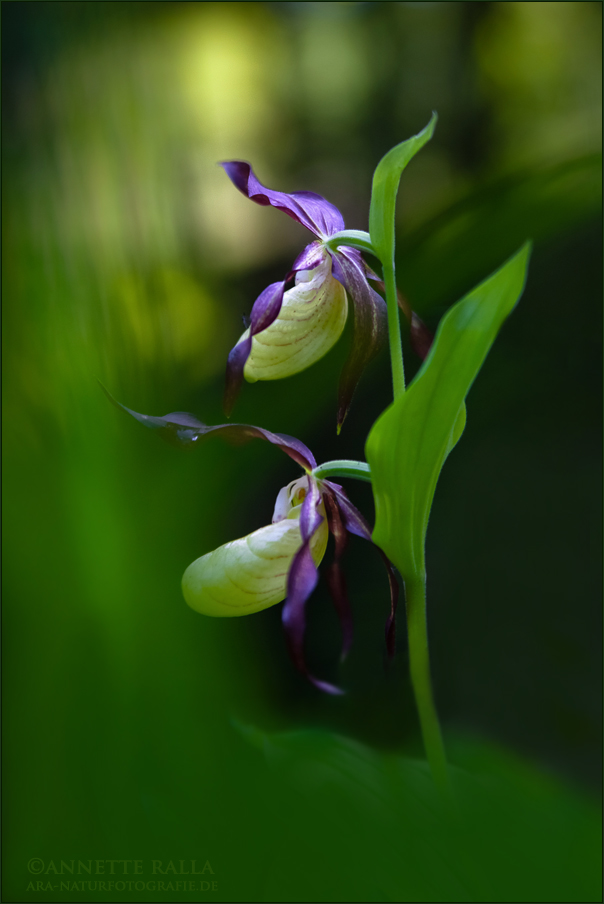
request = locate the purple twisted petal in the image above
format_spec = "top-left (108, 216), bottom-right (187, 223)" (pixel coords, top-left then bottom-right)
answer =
top-left (102, 384), bottom-right (316, 470)
top-left (281, 479), bottom-right (344, 695)
top-left (224, 280), bottom-right (285, 416)
top-left (330, 248), bottom-right (387, 431)
top-left (224, 241), bottom-right (328, 416)
top-left (299, 475), bottom-right (324, 541)
top-left (324, 480), bottom-right (400, 658)
top-left (220, 161), bottom-right (345, 239)
top-left (322, 490), bottom-right (353, 662)
top-left (323, 479), bottom-right (372, 541)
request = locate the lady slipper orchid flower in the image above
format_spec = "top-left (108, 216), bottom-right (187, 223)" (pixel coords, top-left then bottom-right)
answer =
top-left (103, 387), bottom-right (398, 694)
top-left (220, 161), bottom-right (387, 431)
top-left (182, 476), bottom-right (330, 620)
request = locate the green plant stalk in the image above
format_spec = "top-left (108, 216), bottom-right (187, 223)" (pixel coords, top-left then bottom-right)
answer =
top-left (405, 572), bottom-right (451, 800)
top-left (383, 260), bottom-right (405, 398)
top-left (382, 260), bottom-right (448, 795)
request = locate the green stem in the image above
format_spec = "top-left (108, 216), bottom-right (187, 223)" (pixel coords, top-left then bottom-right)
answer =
top-left (383, 260), bottom-right (405, 398)
top-left (311, 460), bottom-right (372, 483)
top-left (405, 573), bottom-right (451, 801)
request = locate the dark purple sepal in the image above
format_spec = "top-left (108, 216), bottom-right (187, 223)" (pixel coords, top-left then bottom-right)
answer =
top-left (322, 491), bottom-right (353, 661)
top-left (220, 161), bottom-right (345, 239)
top-left (224, 280), bottom-right (285, 416)
top-left (331, 248), bottom-right (387, 431)
top-left (324, 480), bottom-right (399, 658)
top-left (323, 480), bottom-right (372, 542)
top-left (281, 480), bottom-right (344, 695)
top-left (101, 384), bottom-right (316, 470)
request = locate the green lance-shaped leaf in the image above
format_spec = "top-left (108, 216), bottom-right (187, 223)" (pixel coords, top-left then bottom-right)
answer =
top-left (365, 242), bottom-right (531, 578)
top-left (369, 112), bottom-right (438, 266)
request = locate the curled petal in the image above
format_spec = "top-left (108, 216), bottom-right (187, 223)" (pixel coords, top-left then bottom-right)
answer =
top-left (323, 491), bottom-right (353, 661)
top-left (331, 248), bottom-right (387, 432)
top-left (324, 480), bottom-right (399, 658)
top-left (182, 510), bottom-right (328, 618)
top-left (282, 542), bottom-right (320, 664)
top-left (101, 385), bottom-right (317, 470)
top-left (322, 487), bottom-right (348, 560)
top-left (283, 543), bottom-right (343, 695)
top-left (281, 479), bottom-right (343, 694)
top-left (224, 281), bottom-right (285, 415)
top-left (248, 281), bottom-right (287, 334)
top-left (299, 474), bottom-right (323, 543)
top-left (220, 161), bottom-right (345, 238)
top-left (323, 480), bottom-right (372, 542)
top-left (241, 253), bottom-right (348, 383)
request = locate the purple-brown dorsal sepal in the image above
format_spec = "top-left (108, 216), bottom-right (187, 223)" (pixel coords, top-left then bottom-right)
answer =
top-left (331, 248), bottom-right (387, 431)
top-left (101, 385), bottom-right (316, 470)
top-left (220, 161), bottom-right (345, 239)
top-left (281, 480), bottom-right (344, 695)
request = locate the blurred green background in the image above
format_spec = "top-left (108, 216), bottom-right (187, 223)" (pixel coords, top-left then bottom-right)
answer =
top-left (3, 2), bottom-right (602, 902)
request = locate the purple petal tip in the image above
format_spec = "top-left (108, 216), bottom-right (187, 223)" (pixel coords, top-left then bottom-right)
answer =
top-left (310, 677), bottom-right (345, 695)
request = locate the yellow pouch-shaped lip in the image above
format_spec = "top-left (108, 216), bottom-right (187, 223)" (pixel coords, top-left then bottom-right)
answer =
top-left (241, 254), bottom-right (347, 383)
top-left (182, 492), bottom-right (328, 618)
